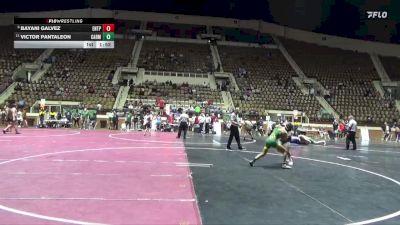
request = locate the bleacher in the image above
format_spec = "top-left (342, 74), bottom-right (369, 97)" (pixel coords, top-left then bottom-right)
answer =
top-left (0, 26), bottom-right (43, 93)
top-left (115, 20), bottom-right (142, 34)
top-left (218, 45), bottom-right (321, 120)
top-left (127, 81), bottom-right (223, 108)
top-left (380, 56), bottom-right (400, 81)
top-left (147, 22), bottom-right (207, 39)
top-left (213, 27), bottom-right (273, 44)
top-left (138, 41), bottom-right (213, 73)
top-left (0, 18), bottom-right (396, 125)
top-left (8, 39), bottom-right (135, 110)
top-left (282, 38), bottom-right (399, 123)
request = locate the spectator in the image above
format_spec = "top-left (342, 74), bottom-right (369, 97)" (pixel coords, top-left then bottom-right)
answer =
top-left (346, 115), bottom-right (357, 150)
top-left (338, 120), bottom-right (346, 139)
top-left (39, 108), bottom-right (46, 128)
top-left (97, 104), bottom-right (102, 111)
top-left (383, 122), bottom-right (390, 141)
top-left (81, 108), bottom-right (90, 130)
top-left (387, 88), bottom-right (392, 99)
top-left (132, 113), bottom-right (139, 130)
top-left (199, 113), bottom-right (205, 133)
top-left (205, 114), bottom-right (211, 134)
top-left (324, 89), bottom-right (331, 100)
top-left (16, 109), bottom-right (23, 127)
top-left (107, 72), bottom-right (113, 81)
top-left (112, 111), bottom-right (119, 130)
top-left (317, 110), bottom-right (322, 121)
top-left (88, 85), bottom-right (95, 94)
top-left (310, 87), bottom-right (315, 97)
top-left (15, 83), bottom-right (22, 91)
top-left (159, 98), bottom-right (165, 115)
top-left (65, 110), bottom-right (72, 124)
top-left (332, 119), bottom-right (339, 140)
top-left (155, 114), bottom-right (161, 130)
top-left (125, 111), bottom-right (132, 130)
top-left (0, 107), bottom-right (6, 125)
top-left (257, 117), bottom-right (265, 136)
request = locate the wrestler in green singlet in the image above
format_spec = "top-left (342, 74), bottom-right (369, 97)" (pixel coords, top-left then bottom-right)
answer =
top-left (250, 124), bottom-right (293, 169)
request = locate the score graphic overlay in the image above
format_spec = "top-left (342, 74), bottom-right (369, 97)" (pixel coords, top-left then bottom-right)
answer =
top-left (14, 18), bottom-right (115, 49)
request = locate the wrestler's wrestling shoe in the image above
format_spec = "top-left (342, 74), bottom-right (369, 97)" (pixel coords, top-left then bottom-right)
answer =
top-left (282, 163), bottom-right (292, 169)
top-left (286, 157), bottom-right (294, 166)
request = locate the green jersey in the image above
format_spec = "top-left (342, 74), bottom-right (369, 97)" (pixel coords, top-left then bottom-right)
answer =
top-left (126, 113), bottom-right (132, 121)
top-left (269, 128), bottom-right (282, 140)
top-left (265, 128), bottom-right (283, 148)
top-left (89, 111), bottom-right (97, 120)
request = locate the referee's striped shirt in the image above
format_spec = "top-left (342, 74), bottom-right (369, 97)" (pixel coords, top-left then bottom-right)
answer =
top-left (231, 113), bottom-right (238, 126)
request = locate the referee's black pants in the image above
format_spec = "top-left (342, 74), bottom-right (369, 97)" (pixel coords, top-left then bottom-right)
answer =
top-left (346, 131), bottom-right (356, 150)
top-left (177, 122), bottom-right (188, 139)
top-left (227, 125), bottom-right (242, 149)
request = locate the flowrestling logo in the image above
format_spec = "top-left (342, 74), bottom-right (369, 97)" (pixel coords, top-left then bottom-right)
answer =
top-left (366, 11), bottom-right (388, 19)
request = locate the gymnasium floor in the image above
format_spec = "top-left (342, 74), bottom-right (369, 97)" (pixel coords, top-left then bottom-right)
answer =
top-left (0, 128), bottom-right (399, 225)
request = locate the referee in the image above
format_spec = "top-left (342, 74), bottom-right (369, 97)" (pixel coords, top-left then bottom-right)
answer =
top-left (177, 110), bottom-right (189, 139)
top-left (227, 110), bottom-right (243, 150)
top-left (346, 115), bottom-right (357, 150)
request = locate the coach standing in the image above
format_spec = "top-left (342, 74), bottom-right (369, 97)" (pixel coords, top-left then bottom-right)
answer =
top-left (346, 115), bottom-right (357, 150)
top-left (227, 110), bottom-right (243, 150)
